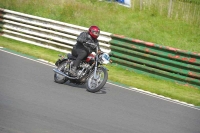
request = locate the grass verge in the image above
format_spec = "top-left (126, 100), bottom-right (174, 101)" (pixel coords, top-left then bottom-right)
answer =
top-left (0, 0), bottom-right (200, 53)
top-left (1, 36), bottom-right (200, 106)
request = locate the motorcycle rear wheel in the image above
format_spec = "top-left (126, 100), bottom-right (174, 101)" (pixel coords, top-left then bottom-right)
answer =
top-left (54, 62), bottom-right (69, 84)
top-left (86, 67), bottom-right (108, 93)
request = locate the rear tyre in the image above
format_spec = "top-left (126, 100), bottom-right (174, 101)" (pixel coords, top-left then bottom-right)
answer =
top-left (54, 62), bottom-right (69, 84)
top-left (86, 67), bottom-right (108, 93)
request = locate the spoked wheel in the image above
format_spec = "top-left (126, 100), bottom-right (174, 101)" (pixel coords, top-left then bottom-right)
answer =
top-left (86, 67), bottom-right (108, 93)
top-left (54, 62), bottom-right (69, 84)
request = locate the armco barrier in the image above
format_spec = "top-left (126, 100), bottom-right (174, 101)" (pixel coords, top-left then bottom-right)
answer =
top-left (0, 8), bottom-right (112, 53)
top-left (0, 9), bottom-right (200, 89)
top-left (110, 34), bottom-right (200, 89)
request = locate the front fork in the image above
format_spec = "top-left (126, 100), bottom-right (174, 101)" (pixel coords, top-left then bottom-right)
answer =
top-left (93, 54), bottom-right (99, 80)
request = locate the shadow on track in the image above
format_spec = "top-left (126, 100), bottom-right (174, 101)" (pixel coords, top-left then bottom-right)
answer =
top-left (61, 81), bottom-right (107, 94)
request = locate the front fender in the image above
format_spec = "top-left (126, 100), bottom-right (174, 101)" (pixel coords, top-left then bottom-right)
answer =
top-left (99, 66), bottom-right (109, 71)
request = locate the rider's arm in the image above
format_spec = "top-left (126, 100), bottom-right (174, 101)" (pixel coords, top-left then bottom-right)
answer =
top-left (97, 42), bottom-right (101, 52)
top-left (96, 39), bottom-right (101, 52)
top-left (93, 41), bottom-right (101, 54)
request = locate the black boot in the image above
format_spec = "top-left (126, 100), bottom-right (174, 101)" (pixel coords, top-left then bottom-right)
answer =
top-left (70, 66), bottom-right (77, 77)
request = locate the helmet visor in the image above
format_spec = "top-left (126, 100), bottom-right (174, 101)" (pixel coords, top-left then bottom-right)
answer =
top-left (92, 30), bottom-right (100, 36)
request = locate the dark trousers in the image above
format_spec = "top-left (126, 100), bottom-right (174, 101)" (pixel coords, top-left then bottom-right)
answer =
top-left (72, 48), bottom-right (88, 68)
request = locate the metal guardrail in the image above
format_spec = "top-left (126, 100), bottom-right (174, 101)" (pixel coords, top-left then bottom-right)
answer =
top-left (1, 8), bottom-right (200, 89)
top-left (110, 34), bottom-right (200, 89)
top-left (0, 8), bottom-right (112, 53)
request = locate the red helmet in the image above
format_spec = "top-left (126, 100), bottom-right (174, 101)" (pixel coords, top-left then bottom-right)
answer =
top-left (88, 26), bottom-right (100, 39)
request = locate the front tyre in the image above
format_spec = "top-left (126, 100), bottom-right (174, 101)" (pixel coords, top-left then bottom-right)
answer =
top-left (86, 67), bottom-right (108, 93)
top-left (54, 62), bottom-right (69, 84)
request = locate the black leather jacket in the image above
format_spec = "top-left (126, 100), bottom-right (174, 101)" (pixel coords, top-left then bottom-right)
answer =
top-left (75, 32), bottom-right (101, 54)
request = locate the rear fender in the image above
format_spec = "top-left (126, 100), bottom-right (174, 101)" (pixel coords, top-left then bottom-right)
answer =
top-left (55, 58), bottom-right (68, 66)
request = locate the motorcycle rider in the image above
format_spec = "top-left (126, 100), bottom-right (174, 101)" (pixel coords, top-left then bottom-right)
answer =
top-left (70, 25), bottom-right (101, 76)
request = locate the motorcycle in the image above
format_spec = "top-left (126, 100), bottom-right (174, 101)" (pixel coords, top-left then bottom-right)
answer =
top-left (53, 42), bottom-right (111, 93)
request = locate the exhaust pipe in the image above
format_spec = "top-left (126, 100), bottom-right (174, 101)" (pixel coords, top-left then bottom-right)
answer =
top-left (53, 68), bottom-right (77, 79)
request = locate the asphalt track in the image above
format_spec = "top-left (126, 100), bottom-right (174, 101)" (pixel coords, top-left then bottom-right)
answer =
top-left (0, 48), bottom-right (200, 133)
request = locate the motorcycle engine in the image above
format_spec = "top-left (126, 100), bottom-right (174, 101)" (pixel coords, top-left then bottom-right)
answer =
top-left (77, 63), bottom-right (90, 77)
top-left (75, 62), bottom-right (91, 83)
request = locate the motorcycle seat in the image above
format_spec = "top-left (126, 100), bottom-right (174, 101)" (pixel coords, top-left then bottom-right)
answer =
top-left (67, 53), bottom-right (88, 61)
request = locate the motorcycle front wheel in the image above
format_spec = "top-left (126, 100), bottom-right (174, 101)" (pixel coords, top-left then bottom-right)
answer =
top-left (86, 67), bottom-right (108, 93)
top-left (54, 62), bottom-right (69, 84)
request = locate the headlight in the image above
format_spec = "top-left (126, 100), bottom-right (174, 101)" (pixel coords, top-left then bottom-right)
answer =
top-left (99, 53), bottom-right (110, 64)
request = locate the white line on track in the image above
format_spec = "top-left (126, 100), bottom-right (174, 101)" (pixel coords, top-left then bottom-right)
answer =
top-left (0, 48), bottom-right (55, 67)
top-left (1, 48), bottom-right (199, 111)
top-left (108, 82), bottom-right (200, 111)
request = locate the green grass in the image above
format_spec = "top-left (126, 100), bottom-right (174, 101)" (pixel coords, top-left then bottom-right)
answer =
top-left (0, 0), bottom-right (200, 106)
top-left (1, 0), bottom-right (200, 53)
top-left (1, 36), bottom-right (200, 106)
